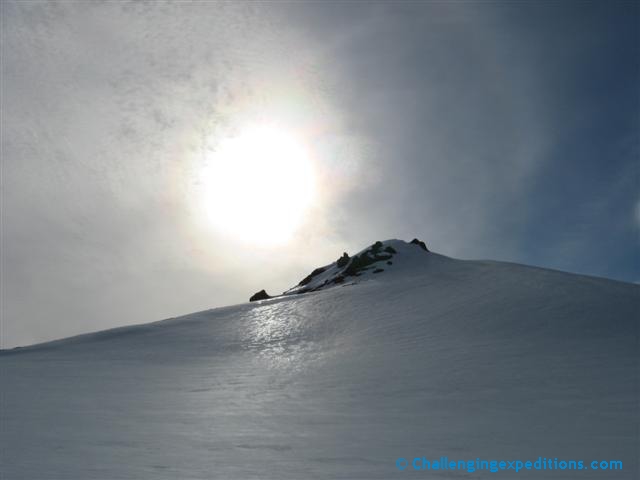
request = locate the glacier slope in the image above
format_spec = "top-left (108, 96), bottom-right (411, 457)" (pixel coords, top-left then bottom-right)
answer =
top-left (1, 241), bottom-right (638, 479)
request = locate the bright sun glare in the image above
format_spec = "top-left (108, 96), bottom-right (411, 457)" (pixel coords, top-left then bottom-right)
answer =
top-left (199, 126), bottom-right (315, 245)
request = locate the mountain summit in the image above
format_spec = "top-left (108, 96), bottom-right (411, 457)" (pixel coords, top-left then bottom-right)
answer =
top-left (250, 238), bottom-right (431, 301)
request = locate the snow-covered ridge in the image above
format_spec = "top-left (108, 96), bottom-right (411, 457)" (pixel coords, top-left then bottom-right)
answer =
top-left (2, 240), bottom-right (638, 479)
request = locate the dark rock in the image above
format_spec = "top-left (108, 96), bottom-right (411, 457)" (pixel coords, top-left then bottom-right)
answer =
top-left (344, 250), bottom-right (391, 277)
top-left (298, 266), bottom-right (327, 286)
top-left (311, 266), bottom-right (326, 276)
top-left (249, 289), bottom-right (271, 302)
top-left (410, 238), bottom-right (429, 252)
top-left (344, 253), bottom-right (368, 276)
top-left (336, 252), bottom-right (350, 268)
top-left (371, 241), bottom-right (383, 253)
top-left (284, 239), bottom-right (413, 296)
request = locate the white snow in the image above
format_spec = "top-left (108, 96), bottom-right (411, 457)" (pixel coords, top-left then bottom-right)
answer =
top-left (1, 240), bottom-right (638, 479)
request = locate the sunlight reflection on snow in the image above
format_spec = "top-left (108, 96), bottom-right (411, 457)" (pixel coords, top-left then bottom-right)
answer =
top-left (243, 301), bottom-right (323, 371)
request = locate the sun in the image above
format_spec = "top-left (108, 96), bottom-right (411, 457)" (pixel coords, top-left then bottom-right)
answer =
top-left (198, 126), bottom-right (315, 245)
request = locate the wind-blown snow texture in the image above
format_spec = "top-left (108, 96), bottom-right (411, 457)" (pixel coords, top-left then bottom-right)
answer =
top-left (2, 240), bottom-right (638, 479)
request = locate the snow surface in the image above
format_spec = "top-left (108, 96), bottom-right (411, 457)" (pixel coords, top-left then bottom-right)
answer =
top-left (1, 240), bottom-right (638, 479)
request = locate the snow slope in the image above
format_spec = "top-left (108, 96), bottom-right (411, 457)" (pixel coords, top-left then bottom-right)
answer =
top-left (1, 240), bottom-right (638, 479)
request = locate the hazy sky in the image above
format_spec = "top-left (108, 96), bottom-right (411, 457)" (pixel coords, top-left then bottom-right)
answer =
top-left (2, 1), bottom-right (638, 348)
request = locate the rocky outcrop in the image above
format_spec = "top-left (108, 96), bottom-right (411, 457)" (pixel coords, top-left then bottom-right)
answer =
top-left (249, 289), bottom-right (271, 302)
top-left (274, 238), bottom-right (432, 298)
top-left (410, 238), bottom-right (429, 252)
top-left (336, 252), bottom-right (350, 268)
top-left (298, 266), bottom-right (327, 287)
top-left (343, 241), bottom-right (393, 277)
